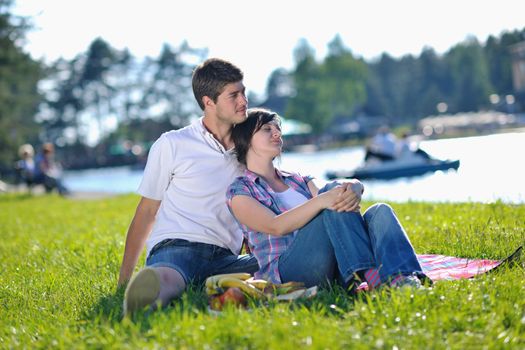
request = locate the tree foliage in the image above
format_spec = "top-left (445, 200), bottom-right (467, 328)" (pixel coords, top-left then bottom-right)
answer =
top-left (3, 6), bottom-right (524, 172)
top-left (0, 0), bottom-right (42, 172)
top-left (38, 39), bottom-right (206, 149)
top-left (286, 36), bottom-right (368, 133)
top-left (280, 28), bottom-right (525, 132)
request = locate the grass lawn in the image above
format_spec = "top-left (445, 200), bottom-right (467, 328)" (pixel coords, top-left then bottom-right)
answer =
top-left (1, 193), bottom-right (524, 349)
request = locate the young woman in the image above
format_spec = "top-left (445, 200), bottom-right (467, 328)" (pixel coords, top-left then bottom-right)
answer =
top-left (227, 108), bottom-right (428, 290)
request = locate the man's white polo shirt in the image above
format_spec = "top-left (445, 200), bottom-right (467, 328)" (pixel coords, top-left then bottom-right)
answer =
top-left (138, 117), bottom-right (244, 258)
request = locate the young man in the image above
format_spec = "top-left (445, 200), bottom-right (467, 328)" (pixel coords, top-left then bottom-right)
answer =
top-left (118, 58), bottom-right (258, 315)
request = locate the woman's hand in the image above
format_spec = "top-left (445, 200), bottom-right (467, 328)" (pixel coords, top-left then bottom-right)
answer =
top-left (317, 185), bottom-right (345, 209)
top-left (331, 179), bottom-right (363, 212)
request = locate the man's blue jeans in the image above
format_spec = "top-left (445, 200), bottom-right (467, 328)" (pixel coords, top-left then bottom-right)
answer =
top-left (146, 239), bottom-right (259, 285)
top-left (278, 190), bottom-right (424, 287)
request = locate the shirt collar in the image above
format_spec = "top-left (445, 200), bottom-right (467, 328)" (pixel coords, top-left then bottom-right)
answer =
top-left (243, 168), bottom-right (294, 183)
top-left (195, 116), bottom-right (235, 154)
top-left (196, 116), bottom-right (208, 135)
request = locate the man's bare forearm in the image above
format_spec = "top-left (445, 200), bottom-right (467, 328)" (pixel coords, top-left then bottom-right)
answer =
top-left (118, 197), bottom-right (160, 286)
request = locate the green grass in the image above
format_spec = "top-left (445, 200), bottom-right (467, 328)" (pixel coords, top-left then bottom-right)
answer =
top-left (1, 193), bottom-right (524, 349)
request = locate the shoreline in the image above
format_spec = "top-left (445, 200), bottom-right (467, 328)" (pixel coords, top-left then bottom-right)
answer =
top-left (0, 182), bottom-right (119, 200)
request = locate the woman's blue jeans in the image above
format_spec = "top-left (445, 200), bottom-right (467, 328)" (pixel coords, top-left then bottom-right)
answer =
top-left (278, 189), bottom-right (424, 287)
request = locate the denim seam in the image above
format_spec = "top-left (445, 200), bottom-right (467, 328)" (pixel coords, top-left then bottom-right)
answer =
top-left (324, 214), bottom-right (353, 274)
top-left (323, 213), bottom-right (377, 281)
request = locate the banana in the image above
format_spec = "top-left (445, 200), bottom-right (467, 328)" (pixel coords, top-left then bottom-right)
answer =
top-left (205, 272), bottom-right (252, 289)
top-left (278, 281), bottom-right (305, 288)
top-left (218, 277), bottom-right (266, 299)
top-left (245, 278), bottom-right (268, 290)
top-left (206, 285), bottom-right (221, 296)
top-left (273, 281), bottom-right (305, 295)
top-left (275, 288), bottom-right (307, 301)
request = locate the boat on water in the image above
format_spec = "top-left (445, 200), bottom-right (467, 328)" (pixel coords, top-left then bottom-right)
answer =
top-left (325, 154), bottom-right (460, 180)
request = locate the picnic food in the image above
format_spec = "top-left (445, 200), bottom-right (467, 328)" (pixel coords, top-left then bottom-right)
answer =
top-left (209, 287), bottom-right (247, 310)
top-left (205, 273), bottom-right (318, 311)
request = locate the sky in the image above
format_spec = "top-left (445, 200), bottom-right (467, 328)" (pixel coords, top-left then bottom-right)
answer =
top-left (12, 0), bottom-right (525, 98)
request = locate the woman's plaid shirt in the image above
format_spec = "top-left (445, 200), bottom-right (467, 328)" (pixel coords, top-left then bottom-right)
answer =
top-left (226, 168), bottom-right (313, 283)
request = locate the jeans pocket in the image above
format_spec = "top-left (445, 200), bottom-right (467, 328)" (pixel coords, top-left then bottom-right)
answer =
top-left (148, 239), bottom-right (174, 257)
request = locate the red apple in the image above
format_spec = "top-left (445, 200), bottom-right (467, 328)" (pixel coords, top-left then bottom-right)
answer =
top-left (219, 287), bottom-right (247, 308)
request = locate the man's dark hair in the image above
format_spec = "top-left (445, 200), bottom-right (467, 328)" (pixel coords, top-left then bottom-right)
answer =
top-left (192, 58), bottom-right (244, 110)
top-left (232, 108), bottom-right (281, 166)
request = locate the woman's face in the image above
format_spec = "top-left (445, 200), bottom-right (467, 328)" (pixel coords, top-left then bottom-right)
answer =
top-left (249, 120), bottom-right (283, 159)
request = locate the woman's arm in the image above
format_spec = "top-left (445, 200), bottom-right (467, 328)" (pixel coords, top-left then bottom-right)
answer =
top-left (230, 185), bottom-right (343, 237)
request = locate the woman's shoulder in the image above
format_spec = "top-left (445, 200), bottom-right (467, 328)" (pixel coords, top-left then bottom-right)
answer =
top-left (228, 176), bottom-right (252, 191)
top-left (227, 176), bottom-right (256, 200)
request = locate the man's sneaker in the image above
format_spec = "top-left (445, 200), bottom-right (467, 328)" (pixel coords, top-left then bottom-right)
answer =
top-left (392, 275), bottom-right (422, 289)
top-left (123, 267), bottom-right (161, 316)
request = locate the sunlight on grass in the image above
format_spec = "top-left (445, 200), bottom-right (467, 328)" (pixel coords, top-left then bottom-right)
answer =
top-left (1, 194), bottom-right (524, 348)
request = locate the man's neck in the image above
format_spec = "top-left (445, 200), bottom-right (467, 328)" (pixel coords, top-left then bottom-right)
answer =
top-left (202, 115), bottom-right (234, 149)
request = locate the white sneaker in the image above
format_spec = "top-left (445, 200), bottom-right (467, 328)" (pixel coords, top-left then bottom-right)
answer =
top-left (123, 268), bottom-right (161, 316)
top-left (392, 275), bottom-right (422, 289)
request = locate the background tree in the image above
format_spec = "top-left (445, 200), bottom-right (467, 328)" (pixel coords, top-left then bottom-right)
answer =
top-left (484, 28), bottom-right (525, 106)
top-left (141, 42), bottom-right (206, 128)
top-left (286, 37), bottom-right (367, 133)
top-left (365, 53), bottom-right (402, 120)
top-left (258, 68), bottom-right (292, 116)
top-left (77, 38), bottom-right (119, 143)
top-left (445, 38), bottom-right (492, 112)
top-left (322, 35), bottom-right (367, 121)
top-left (38, 58), bottom-right (80, 144)
top-left (0, 0), bottom-right (42, 174)
top-left (286, 39), bottom-right (329, 132)
top-left (415, 48), bottom-right (450, 116)
top-left (36, 38), bottom-right (122, 147)
top-left (266, 68), bottom-right (292, 99)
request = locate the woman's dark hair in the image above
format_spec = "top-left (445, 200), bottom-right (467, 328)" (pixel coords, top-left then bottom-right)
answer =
top-left (232, 108), bottom-right (281, 166)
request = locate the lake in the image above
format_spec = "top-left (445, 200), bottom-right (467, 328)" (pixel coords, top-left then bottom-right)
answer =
top-left (63, 131), bottom-right (525, 204)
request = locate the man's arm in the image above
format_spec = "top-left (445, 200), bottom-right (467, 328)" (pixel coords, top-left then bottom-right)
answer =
top-left (117, 197), bottom-right (161, 287)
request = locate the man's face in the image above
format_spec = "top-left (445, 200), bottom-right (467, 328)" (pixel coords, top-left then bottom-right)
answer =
top-left (213, 81), bottom-right (248, 125)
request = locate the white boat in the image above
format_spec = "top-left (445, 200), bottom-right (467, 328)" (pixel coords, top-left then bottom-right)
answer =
top-left (326, 152), bottom-right (460, 180)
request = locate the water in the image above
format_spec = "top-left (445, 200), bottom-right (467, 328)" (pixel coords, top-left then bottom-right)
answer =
top-left (63, 131), bottom-right (525, 204)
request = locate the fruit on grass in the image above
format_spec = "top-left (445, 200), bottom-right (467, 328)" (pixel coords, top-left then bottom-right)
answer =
top-left (218, 277), bottom-right (266, 299)
top-left (245, 278), bottom-right (268, 290)
top-left (209, 287), bottom-right (247, 310)
top-left (209, 295), bottom-right (223, 311)
top-left (205, 273), bottom-right (252, 289)
top-left (220, 287), bottom-right (247, 307)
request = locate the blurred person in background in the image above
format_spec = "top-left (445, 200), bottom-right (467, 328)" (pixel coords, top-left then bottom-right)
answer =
top-left (364, 126), bottom-right (398, 162)
top-left (15, 144), bottom-right (36, 190)
top-left (34, 142), bottom-right (70, 196)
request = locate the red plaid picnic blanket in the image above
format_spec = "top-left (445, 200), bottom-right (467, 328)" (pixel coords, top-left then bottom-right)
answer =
top-left (418, 253), bottom-right (503, 280)
top-left (358, 246), bottom-right (522, 290)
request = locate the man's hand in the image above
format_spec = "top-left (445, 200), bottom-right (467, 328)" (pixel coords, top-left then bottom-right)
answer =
top-left (330, 180), bottom-right (363, 212)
